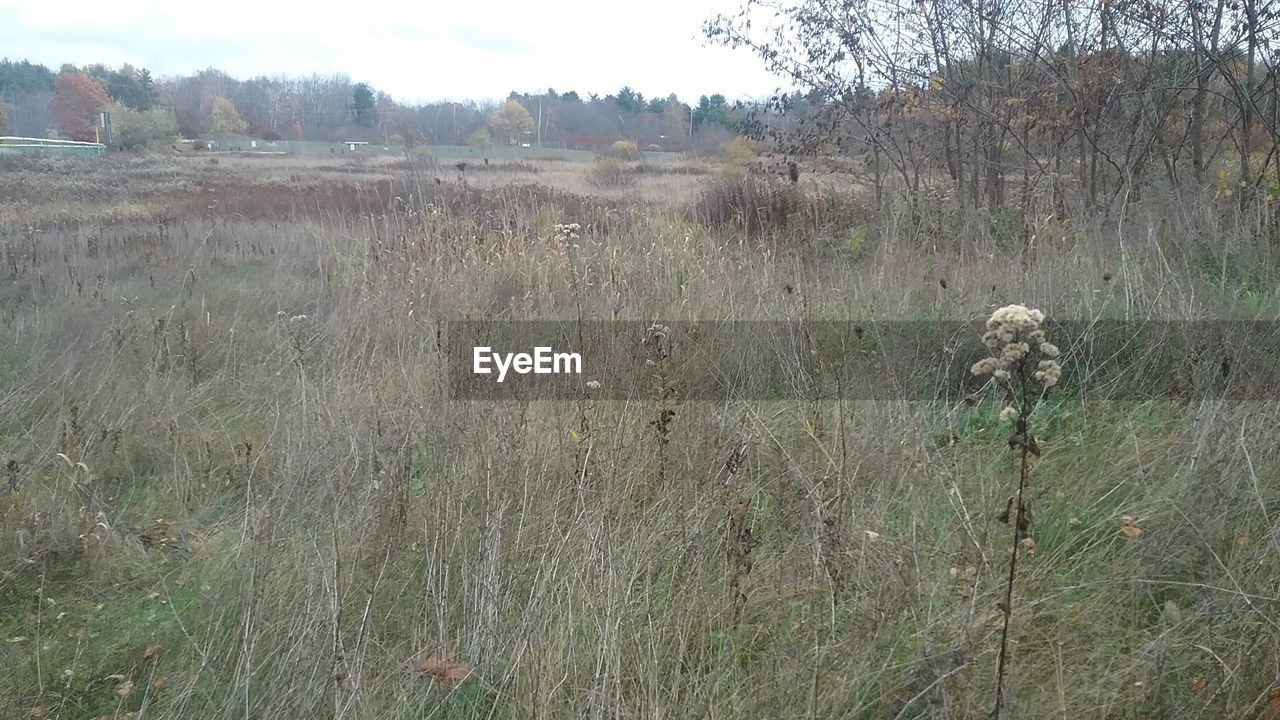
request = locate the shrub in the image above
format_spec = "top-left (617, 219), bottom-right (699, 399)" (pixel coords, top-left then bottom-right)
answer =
top-left (688, 173), bottom-right (864, 240)
top-left (690, 174), bottom-right (803, 236)
top-left (610, 140), bottom-right (640, 160)
top-left (721, 136), bottom-right (756, 168)
top-left (110, 103), bottom-right (180, 151)
top-left (587, 156), bottom-right (633, 188)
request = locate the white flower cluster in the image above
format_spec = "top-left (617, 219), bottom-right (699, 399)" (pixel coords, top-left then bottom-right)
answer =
top-left (982, 305), bottom-right (1044, 347)
top-left (554, 223), bottom-right (581, 240)
top-left (644, 323), bottom-right (671, 364)
top-left (971, 304), bottom-right (1062, 387)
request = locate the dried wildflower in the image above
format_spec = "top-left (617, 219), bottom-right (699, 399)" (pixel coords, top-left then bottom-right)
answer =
top-left (1034, 360), bottom-right (1062, 386)
top-left (971, 357), bottom-right (1000, 375)
top-left (971, 304), bottom-right (1061, 393)
top-left (973, 304), bottom-right (1059, 718)
top-left (554, 222), bottom-right (582, 240)
top-left (1002, 342), bottom-right (1031, 362)
top-left (646, 323), bottom-right (671, 339)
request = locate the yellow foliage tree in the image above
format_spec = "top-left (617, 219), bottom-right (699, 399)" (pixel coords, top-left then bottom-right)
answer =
top-left (489, 100), bottom-right (533, 146)
top-left (210, 96), bottom-right (247, 135)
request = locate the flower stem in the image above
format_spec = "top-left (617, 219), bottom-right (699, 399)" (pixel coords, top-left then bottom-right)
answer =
top-left (993, 392), bottom-right (1031, 717)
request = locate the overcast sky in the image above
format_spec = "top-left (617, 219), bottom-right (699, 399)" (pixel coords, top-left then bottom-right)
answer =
top-left (0, 0), bottom-right (787, 103)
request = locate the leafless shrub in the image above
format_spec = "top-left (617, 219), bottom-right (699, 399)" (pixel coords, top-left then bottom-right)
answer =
top-left (690, 172), bottom-right (863, 239)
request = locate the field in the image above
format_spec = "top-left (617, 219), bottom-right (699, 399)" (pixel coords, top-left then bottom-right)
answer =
top-left (1, 151), bottom-right (1278, 719)
top-left (197, 141), bottom-right (683, 163)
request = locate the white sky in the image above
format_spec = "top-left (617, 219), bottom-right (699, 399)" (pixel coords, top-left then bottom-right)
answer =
top-left (0, 0), bottom-right (788, 104)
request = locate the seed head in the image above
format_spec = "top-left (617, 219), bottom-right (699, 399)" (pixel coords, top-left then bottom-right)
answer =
top-left (971, 304), bottom-right (1060, 391)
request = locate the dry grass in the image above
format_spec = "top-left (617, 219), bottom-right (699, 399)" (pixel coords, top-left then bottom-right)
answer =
top-left (0, 154), bottom-right (1278, 719)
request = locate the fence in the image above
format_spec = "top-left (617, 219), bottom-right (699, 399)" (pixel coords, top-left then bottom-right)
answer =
top-left (0, 136), bottom-right (106, 158)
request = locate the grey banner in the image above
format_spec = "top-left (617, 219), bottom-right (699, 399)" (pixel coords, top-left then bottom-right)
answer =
top-left (444, 320), bottom-right (1280, 401)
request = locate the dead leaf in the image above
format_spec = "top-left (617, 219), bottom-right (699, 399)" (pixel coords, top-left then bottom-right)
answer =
top-left (1120, 515), bottom-right (1143, 538)
top-left (152, 676), bottom-right (168, 690)
top-left (116, 679), bottom-right (135, 698)
top-left (143, 642), bottom-right (163, 661)
top-left (977, 607), bottom-right (1005, 630)
top-left (419, 651), bottom-right (471, 687)
top-left (31, 704), bottom-right (47, 719)
top-left (1190, 676), bottom-right (1207, 694)
top-left (1265, 688), bottom-right (1280, 719)
top-left (1236, 535), bottom-right (1249, 546)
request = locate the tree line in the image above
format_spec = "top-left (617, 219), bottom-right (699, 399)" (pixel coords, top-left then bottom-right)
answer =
top-left (707, 0), bottom-right (1280, 215)
top-left (0, 59), bottom-right (751, 152)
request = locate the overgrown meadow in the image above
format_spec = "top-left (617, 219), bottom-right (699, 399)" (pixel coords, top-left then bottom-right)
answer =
top-left (1, 153), bottom-right (1278, 719)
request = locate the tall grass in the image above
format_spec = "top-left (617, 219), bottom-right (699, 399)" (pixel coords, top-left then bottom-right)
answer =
top-left (0, 156), bottom-right (1278, 719)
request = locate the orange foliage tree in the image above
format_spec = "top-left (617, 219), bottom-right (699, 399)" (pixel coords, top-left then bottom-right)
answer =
top-left (52, 73), bottom-right (110, 141)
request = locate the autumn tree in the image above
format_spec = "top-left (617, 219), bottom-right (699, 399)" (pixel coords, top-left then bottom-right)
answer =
top-left (51, 73), bottom-right (110, 141)
top-left (489, 99), bottom-right (533, 145)
top-left (210, 96), bottom-right (248, 135)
